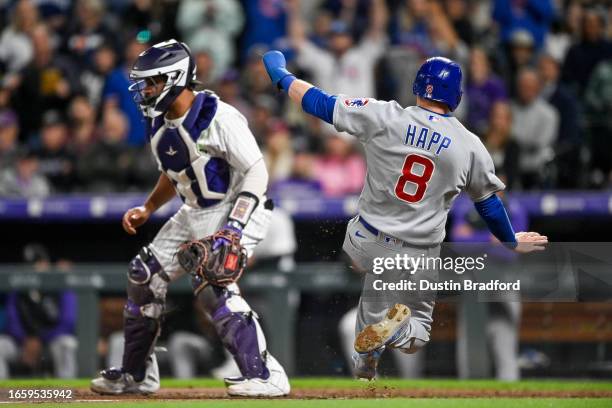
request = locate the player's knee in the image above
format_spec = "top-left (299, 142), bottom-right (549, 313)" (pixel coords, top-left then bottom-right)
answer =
top-left (398, 338), bottom-right (429, 354)
top-left (126, 247), bottom-right (168, 319)
top-left (128, 247), bottom-right (163, 285)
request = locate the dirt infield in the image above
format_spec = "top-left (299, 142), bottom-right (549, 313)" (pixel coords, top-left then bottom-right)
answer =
top-left (74, 386), bottom-right (612, 400)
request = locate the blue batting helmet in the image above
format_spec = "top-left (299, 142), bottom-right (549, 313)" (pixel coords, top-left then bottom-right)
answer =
top-left (129, 39), bottom-right (198, 118)
top-left (412, 57), bottom-right (463, 112)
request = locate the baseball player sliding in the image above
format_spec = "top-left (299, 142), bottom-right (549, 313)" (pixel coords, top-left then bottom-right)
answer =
top-left (90, 40), bottom-right (290, 397)
top-left (263, 50), bottom-right (548, 380)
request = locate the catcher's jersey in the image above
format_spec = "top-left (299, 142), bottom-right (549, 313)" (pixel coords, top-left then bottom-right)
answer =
top-left (333, 96), bottom-right (505, 245)
top-left (148, 91), bottom-right (262, 209)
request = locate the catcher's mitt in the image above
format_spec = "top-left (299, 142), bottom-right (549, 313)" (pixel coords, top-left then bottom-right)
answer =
top-left (177, 229), bottom-right (247, 289)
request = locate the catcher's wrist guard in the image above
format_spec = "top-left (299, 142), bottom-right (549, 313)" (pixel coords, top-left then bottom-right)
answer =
top-left (228, 192), bottom-right (259, 227)
top-left (177, 229), bottom-right (247, 293)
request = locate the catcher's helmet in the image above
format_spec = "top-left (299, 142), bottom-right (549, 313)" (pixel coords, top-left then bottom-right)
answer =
top-left (412, 57), bottom-right (463, 112)
top-left (128, 39), bottom-right (198, 118)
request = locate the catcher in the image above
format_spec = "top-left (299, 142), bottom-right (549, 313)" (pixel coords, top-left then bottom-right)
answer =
top-left (90, 40), bottom-right (290, 397)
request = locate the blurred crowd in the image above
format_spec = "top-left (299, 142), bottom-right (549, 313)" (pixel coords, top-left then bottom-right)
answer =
top-left (1, 0), bottom-right (612, 199)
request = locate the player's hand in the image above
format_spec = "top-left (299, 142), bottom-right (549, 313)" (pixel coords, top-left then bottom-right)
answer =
top-left (514, 231), bottom-right (548, 253)
top-left (21, 337), bottom-right (42, 367)
top-left (212, 224), bottom-right (243, 251)
top-left (262, 50), bottom-right (293, 88)
top-left (122, 206), bottom-right (151, 235)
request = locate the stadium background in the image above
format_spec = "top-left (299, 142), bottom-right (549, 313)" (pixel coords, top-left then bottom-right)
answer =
top-left (0, 0), bottom-right (611, 382)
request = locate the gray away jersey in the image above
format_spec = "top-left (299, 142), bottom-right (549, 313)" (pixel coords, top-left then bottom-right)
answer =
top-left (333, 96), bottom-right (505, 245)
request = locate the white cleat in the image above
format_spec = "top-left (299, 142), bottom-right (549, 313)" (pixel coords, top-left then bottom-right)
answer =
top-left (90, 353), bottom-right (160, 395)
top-left (226, 353), bottom-right (290, 397)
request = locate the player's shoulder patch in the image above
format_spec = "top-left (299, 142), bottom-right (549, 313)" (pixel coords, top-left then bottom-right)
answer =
top-left (343, 98), bottom-right (369, 108)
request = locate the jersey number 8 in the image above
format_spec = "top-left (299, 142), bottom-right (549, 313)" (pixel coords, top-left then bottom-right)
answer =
top-left (394, 154), bottom-right (435, 203)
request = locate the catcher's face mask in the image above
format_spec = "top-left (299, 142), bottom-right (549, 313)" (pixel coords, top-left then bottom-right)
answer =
top-left (129, 74), bottom-right (169, 109)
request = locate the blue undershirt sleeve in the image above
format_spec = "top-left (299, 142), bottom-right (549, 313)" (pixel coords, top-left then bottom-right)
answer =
top-left (301, 86), bottom-right (337, 125)
top-left (474, 194), bottom-right (518, 248)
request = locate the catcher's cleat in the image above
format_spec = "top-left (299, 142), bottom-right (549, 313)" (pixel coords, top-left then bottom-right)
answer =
top-left (90, 353), bottom-right (160, 395)
top-left (354, 304), bottom-right (411, 354)
top-left (353, 348), bottom-right (384, 380)
top-left (223, 376), bottom-right (246, 386)
top-left (226, 354), bottom-right (290, 397)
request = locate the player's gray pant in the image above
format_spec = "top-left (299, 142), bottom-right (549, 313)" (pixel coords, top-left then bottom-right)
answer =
top-left (343, 216), bottom-right (439, 354)
top-left (167, 331), bottom-right (214, 378)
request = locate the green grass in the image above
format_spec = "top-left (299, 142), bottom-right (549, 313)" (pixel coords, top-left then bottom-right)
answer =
top-left (1, 377), bottom-right (611, 391)
top-left (1, 378), bottom-right (611, 407)
top-left (4, 399), bottom-right (612, 408)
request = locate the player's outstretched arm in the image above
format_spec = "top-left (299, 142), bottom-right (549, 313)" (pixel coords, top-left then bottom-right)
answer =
top-left (475, 194), bottom-right (548, 253)
top-left (122, 173), bottom-right (175, 235)
top-left (263, 50), bottom-right (337, 124)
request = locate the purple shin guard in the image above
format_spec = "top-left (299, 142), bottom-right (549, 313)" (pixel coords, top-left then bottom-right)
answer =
top-left (121, 299), bottom-right (160, 381)
top-left (212, 304), bottom-right (270, 380)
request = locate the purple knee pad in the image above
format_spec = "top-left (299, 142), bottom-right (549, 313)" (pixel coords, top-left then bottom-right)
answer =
top-left (213, 306), bottom-right (269, 380)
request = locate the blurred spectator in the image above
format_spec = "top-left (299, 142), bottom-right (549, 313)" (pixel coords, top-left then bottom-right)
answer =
top-left (240, 0), bottom-right (288, 60)
top-left (427, 0), bottom-right (470, 64)
top-left (10, 23), bottom-right (79, 141)
top-left (544, 9), bottom-right (573, 62)
top-left (176, 0), bottom-right (244, 80)
top-left (0, 244), bottom-right (77, 379)
top-left (384, 1), bottom-right (469, 115)
top-left (0, 148), bottom-right (50, 198)
top-left (584, 60), bottom-right (612, 188)
top-left (320, 0), bottom-right (372, 40)
top-left (0, 0), bottom-right (38, 77)
top-left (250, 207), bottom-right (297, 272)
top-left (499, 29), bottom-right (536, 97)
top-left (562, 7), bottom-right (612, 98)
top-left (80, 43), bottom-right (117, 109)
top-left (101, 39), bottom-right (148, 146)
top-left (263, 120), bottom-right (294, 183)
top-left (0, 109), bottom-right (19, 169)
top-left (122, 0), bottom-right (158, 39)
top-left (492, 0), bottom-right (555, 50)
top-left (482, 101), bottom-right (519, 190)
top-left (242, 46), bottom-right (278, 103)
top-left (194, 50), bottom-right (216, 89)
top-left (466, 47), bottom-right (508, 135)
top-left (511, 68), bottom-right (558, 189)
top-left (68, 95), bottom-right (99, 155)
top-left (445, 0), bottom-right (474, 46)
top-left (389, 0), bottom-right (431, 52)
top-left (294, 132), bottom-right (366, 197)
top-left (64, 0), bottom-right (115, 68)
top-left (76, 108), bottom-right (134, 192)
top-left (538, 53), bottom-right (582, 188)
top-left (35, 110), bottom-right (76, 193)
top-left (250, 94), bottom-right (279, 142)
top-left (216, 70), bottom-right (252, 119)
top-left (288, 0), bottom-right (388, 97)
top-left (307, 8), bottom-right (334, 48)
